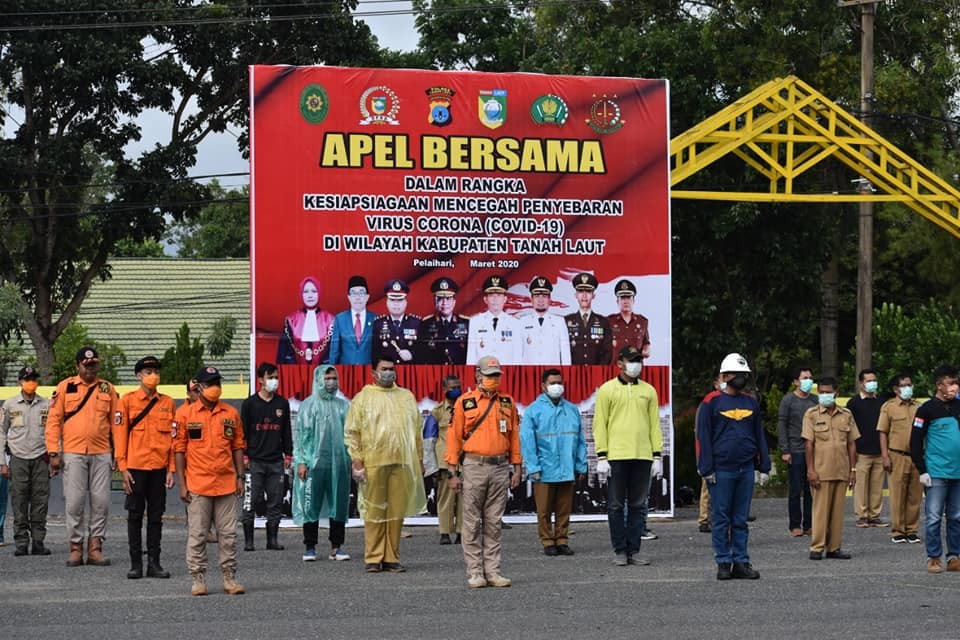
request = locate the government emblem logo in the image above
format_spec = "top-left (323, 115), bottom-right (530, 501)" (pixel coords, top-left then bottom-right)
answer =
top-left (531, 94), bottom-right (568, 125)
top-left (586, 94), bottom-right (625, 134)
top-left (478, 89), bottom-right (507, 129)
top-left (299, 84), bottom-right (329, 125)
top-left (359, 85), bottom-right (400, 125)
top-left (426, 86), bottom-right (454, 127)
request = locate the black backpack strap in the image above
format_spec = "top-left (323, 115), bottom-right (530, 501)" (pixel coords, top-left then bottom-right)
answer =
top-left (128, 396), bottom-right (160, 430)
top-left (62, 384), bottom-right (98, 425)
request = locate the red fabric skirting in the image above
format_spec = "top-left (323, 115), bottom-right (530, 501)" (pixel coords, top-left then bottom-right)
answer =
top-left (277, 364), bottom-right (670, 407)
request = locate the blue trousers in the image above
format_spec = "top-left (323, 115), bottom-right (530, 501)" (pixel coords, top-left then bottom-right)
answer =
top-left (924, 478), bottom-right (960, 559)
top-left (708, 468), bottom-right (754, 564)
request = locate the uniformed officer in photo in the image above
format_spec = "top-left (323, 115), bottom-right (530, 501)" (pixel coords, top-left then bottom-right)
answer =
top-left (564, 272), bottom-right (613, 365)
top-left (372, 279), bottom-right (421, 364)
top-left (466, 275), bottom-right (522, 365)
top-left (520, 276), bottom-right (571, 365)
top-left (608, 279), bottom-right (651, 358)
top-left (417, 277), bottom-right (470, 365)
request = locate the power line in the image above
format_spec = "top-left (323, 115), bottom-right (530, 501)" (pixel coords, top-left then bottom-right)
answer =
top-left (0, 171), bottom-right (249, 196)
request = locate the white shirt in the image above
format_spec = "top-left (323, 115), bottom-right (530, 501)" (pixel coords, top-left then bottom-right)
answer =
top-left (466, 311), bottom-right (522, 365)
top-left (519, 313), bottom-right (572, 365)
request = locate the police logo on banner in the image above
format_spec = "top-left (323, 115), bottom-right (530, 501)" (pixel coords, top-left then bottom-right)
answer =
top-left (478, 89), bottom-right (507, 129)
top-left (586, 94), bottom-right (625, 134)
top-left (426, 86), bottom-right (454, 127)
top-left (359, 86), bottom-right (400, 125)
top-left (299, 84), bottom-right (329, 124)
top-left (531, 94), bottom-right (569, 125)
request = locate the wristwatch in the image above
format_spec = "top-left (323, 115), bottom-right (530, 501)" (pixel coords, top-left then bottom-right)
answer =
top-left (445, 469), bottom-right (457, 479)
top-left (48, 452), bottom-right (59, 458)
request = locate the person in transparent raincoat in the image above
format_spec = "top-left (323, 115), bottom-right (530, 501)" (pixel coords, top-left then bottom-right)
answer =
top-left (344, 359), bottom-right (426, 573)
top-left (293, 365), bottom-right (353, 562)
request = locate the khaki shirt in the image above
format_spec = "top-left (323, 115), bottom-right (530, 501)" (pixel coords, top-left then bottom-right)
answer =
top-left (0, 393), bottom-right (50, 459)
top-left (876, 397), bottom-right (920, 453)
top-left (430, 400), bottom-right (454, 470)
top-left (802, 404), bottom-right (860, 481)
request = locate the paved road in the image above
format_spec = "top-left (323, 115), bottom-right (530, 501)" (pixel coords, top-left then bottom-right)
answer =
top-left (0, 497), bottom-right (956, 639)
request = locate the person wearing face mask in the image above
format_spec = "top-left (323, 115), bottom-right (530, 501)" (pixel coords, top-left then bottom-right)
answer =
top-left (520, 369), bottom-right (587, 556)
top-left (45, 346), bottom-right (119, 567)
top-left (0, 367), bottom-right (51, 556)
top-left (114, 356), bottom-right (176, 579)
top-left (423, 375), bottom-right (463, 544)
top-left (595, 345), bottom-right (663, 567)
top-left (344, 359), bottom-right (426, 573)
top-left (696, 353), bottom-right (770, 579)
top-left (293, 365), bottom-right (352, 562)
top-left (802, 376), bottom-right (859, 561)
top-left (445, 355), bottom-right (522, 588)
top-left (877, 373), bottom-right (922, 544)
top-left (847, 368), bottom-right (888, 528)
top-left (173, 366), bottom-right (247, 596)
top-left (240, 362), bottom-right (292, 552)
top-left (777, 366), bottom-right (818, 537)
top-left (909, 364), bottom-right (960, 574)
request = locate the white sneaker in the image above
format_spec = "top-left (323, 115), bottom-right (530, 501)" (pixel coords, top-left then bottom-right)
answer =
top-left (467, 573), bottom-right (487, 588)
top-left (328, 548), bottom-right (351, 561)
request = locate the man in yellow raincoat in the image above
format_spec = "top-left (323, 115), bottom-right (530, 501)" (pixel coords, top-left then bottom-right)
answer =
top-left (345, 358), bottom-right (426, 572)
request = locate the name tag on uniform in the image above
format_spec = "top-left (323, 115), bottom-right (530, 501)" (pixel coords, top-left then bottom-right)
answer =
top-left (500, 418), bottom-right (507, 433)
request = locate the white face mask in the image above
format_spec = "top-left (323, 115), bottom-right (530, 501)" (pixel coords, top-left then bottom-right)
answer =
top-left (545, 383), bottom-right (564, 399)
top-left (624, 361), bottom-right (643, 378)
top-left (264, 378), bottom-right (279, 393)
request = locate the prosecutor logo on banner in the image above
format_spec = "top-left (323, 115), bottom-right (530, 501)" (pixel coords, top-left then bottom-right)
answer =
top-left (359, 85), bottom-right (400, 125)
top-left (299, 84), bottom-right (329, 124)
top-left (531, 94), bottom-right (569, 125)
top-left (426, 86), bottom-right (455, 127)
top-left (586, 94), bottom-right (625, 134)
top-left (478, 89), bottom-right (507, 129)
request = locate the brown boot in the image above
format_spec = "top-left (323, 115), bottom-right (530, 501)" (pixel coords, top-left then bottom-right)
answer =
top-left (191, 572), bottom-right (208, 596)
top-left (86, 536), bottom-right (111, 566)
top-left (66, 541), bottom-right (84, 567)
top-left (222, 570), bottom-right (245, 595)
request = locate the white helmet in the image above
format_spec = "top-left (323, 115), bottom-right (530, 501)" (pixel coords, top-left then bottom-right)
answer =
top-left (719, 353), bottom-right (751, 374)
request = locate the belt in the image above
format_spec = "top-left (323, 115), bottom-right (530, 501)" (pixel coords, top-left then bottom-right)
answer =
top-left (463, 453), bottom-right (509, 465)
top-left (889, 449), bottom-right (910, 456)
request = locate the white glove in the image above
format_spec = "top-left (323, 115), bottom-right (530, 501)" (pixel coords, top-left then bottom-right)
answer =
top-left (920, 472), bottom-right (932, 488)
top-left (529, 472), bottom-right (541, 482)
top-left (651, 458), bottom-right (663, 479)
top-left (703, 473), bottom-right (716, 484)
top-left (596, 459), bottom-right (611, 485)
top-left (756, 471), bottom-right (770, 486)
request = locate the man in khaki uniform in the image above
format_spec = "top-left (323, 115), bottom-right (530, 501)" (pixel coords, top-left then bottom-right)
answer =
top-left (877, 373), bottom-right (922, 544)
top-left (803, 377), bottom-right (859, 560)
top-left (425, 375), bottom-right (462, 545)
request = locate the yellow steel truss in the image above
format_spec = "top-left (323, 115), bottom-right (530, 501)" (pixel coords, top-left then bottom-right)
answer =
top-left (670, 75), bottom-right (960, 238)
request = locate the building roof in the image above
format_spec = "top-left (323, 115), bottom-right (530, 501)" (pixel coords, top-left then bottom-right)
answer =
top-left (76, 258), bottom-right (250, 385)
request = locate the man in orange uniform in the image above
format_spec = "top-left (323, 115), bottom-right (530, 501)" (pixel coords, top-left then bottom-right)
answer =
top-left (114, 356), bottom-right (176, 579)
top-left (173, 366), bottom-right (246, 596)
top-left (45, 346), bottom-right (119, 567)
top-left (446, 355), bottom-right (522, 589)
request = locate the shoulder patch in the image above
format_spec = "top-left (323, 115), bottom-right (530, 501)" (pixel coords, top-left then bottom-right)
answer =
top-left (499, 396), bottom-right (513, 406)
top-left (114, 411), bottom-right (122, 425)
top-left (99, 382), bottom-right (110, 394)
top-left (462, 398), bottom-right (478, 411)
top-left (913, 417), bottom-right (925, 429)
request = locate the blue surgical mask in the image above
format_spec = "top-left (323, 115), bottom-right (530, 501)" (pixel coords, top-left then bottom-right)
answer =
top-left (899, 385), bottom-right (913, 401)
top-left (864, 380), bottom-right (878, 394)
top-left (719, 382), bottom-right (727, 391)
top-left (445, 388), bottom-right (462, 401)
top-left (819, 393), bottom-right (836, 407)
top-left (799, 379), bottom-right (814, 393)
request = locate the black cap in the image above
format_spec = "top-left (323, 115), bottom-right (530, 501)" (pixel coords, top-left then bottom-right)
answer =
top-left (482, 275), bottom-right (508, 293)
top-left (618, 345), bottom-right (643, 362)
top-left (572, 272), bottom-right (598, 291)
top-left (528, 276), bottom-right (553, 295)
top-left (347, 275), bottom-right (368, 292)
top-left (134, 356), bottom-right (162, 374)
top-left (75, 346), bottom-right (99, 364)
top-left (431, 277), bottom-right (458, 298)
top-left (614, 279), bottom-right (637, 297)
top-left (18, 366), bottom-right (39, 381)
top-left (384, 279), bottom-right (409, 299)
top-left (194, 366), bottom-right (222, 384)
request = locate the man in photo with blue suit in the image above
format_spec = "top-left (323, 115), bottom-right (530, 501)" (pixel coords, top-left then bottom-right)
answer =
top-left (329, 276), bottom-right (376, 365)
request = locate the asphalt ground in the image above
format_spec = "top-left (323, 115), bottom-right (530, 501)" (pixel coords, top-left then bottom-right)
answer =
top-left (1, 496), bottom-right (957, 640)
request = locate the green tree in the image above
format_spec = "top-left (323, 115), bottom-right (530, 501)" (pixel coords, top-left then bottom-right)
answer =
top-left (0, 0), bottom-right (382, 382)
top-left (0, 282), bottom-right (28, 384)
top-left (48, 321), bottom-right (126, 383)
top-left (161, 317), bottom-right (236, 385)
top-left (166, 181), bottom-right (249, 258)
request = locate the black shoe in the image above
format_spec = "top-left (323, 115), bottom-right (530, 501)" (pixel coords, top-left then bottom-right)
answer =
top-left (243, 522), bottom-right (255, 551)
top-left (127, 560), bottom-right (143, 579)
top-left (826, 549), bottom-right (851, 559)
top-left (382, 562), bottom-right (406, 573)
top-left (809, 551), bottom-right (823, 560)
top-left (906, 533), bottom-right (921, 544)
top-left (14, 545), bottom-right (29, 557)
top-left (732, 562), bottom-right (760, 579)
top-left (699, 523), bottom-right (711, 533)
top-left (30, 541), bottom-right (51, 556)
top-left (891, 534), bottom-right (908, 544)
top-left (146, 555), bottom-right (171, 578)
top-left (439, 534), bottom-right (452, 545)
top-left (543, 545), bottom-right (559, 556)
top-left (501, 522), bottom-right (512, 530)
top-left (364, 563), bottom-right (382, 573)
top-left (747, 514), bottom-right (757, 522)
top-left (266, 522), bottom-right (285, 550)
top-left (716, 562), bottom-right (733, 580)
top-left (454, 534), bottom-right (462, 544)
top-left (555, 544), bottom-right (575, 556)
top-left (640, 529), bottom-right (658, 541)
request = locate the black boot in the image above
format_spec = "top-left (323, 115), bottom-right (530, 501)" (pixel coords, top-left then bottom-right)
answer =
top-left (243, 521), bottom-right (255, 551)
top-left (127, 551), bottom-right (143, 579)
top-left (127, 519), bottom-right (143, 579)
top-left (146, 553), bottom-right (170, 578)
top-left (266, 522), bottom-right (284, 550)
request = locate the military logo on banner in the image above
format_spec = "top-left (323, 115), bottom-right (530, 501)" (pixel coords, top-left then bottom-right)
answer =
top-left (359, 85), bottom-right (400, 125)
top-left (478, 89), bottom-right (507, 129)
top-left (299, 84), bottom-right (329, 124)
top-left (426, 86), bottom-right (454, 127)
top-left (586, 94), bottom-right (625, 134)
top-left (531, 94), bottom-right (569, 125)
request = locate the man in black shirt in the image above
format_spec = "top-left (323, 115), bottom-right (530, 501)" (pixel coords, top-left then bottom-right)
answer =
top-left (241, 362), bottom-right (293, 551)
top-left (846, 368), bottom-right (888, 528)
